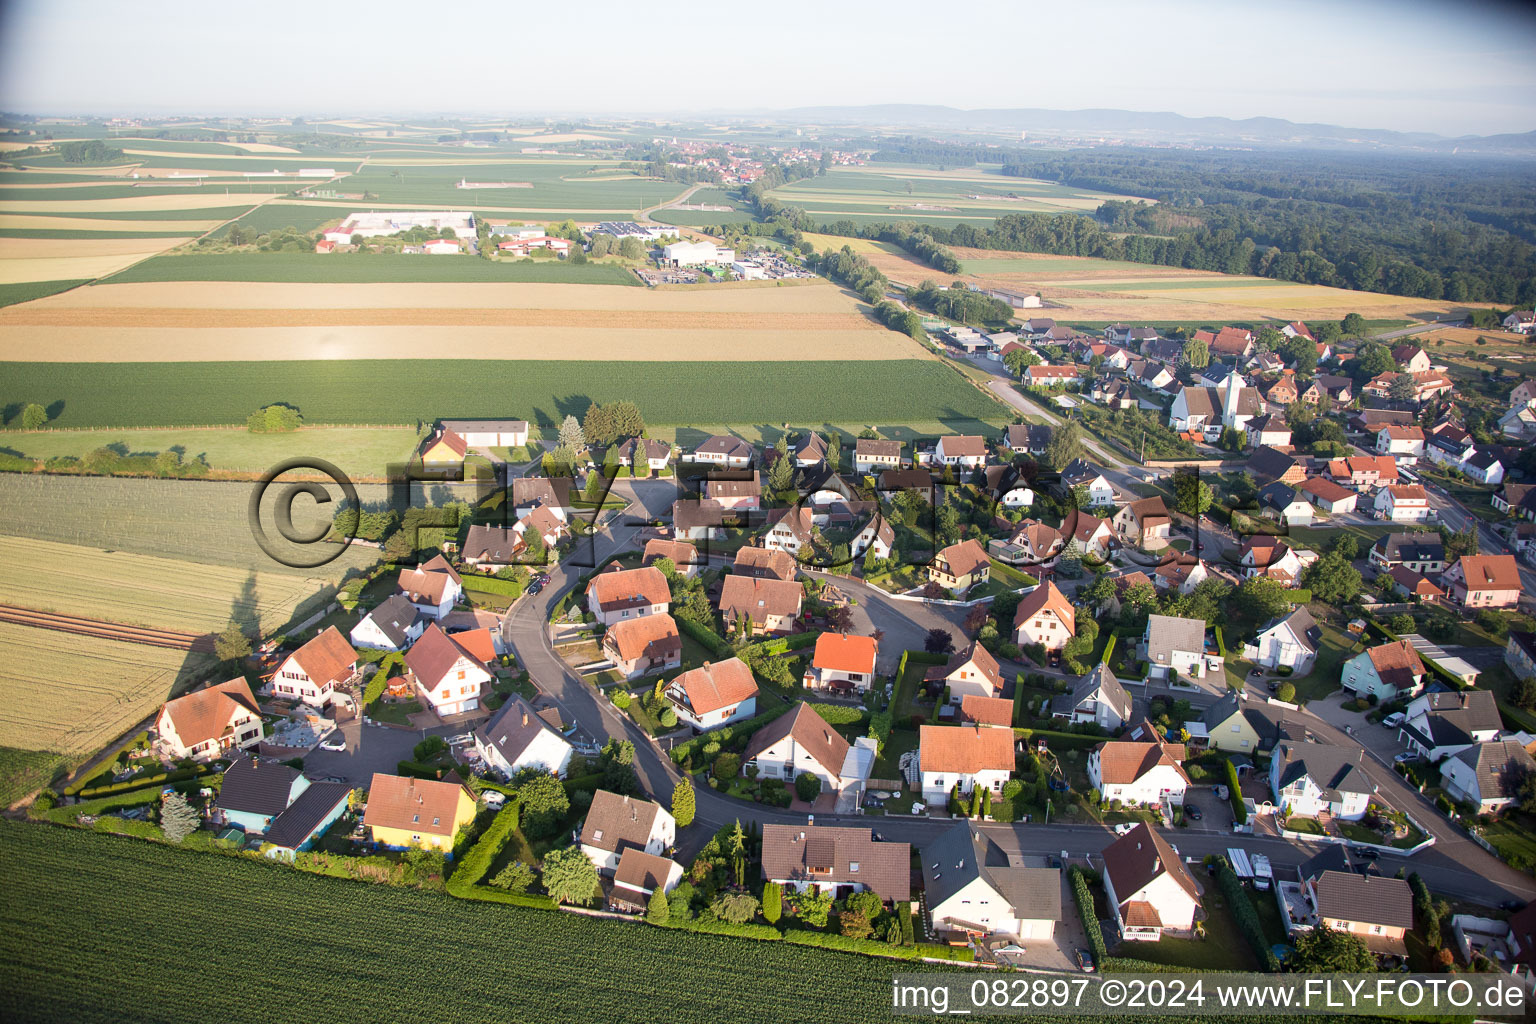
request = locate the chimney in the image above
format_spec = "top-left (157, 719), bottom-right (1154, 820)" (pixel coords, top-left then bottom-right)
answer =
top-left (521, 710), bottom-right (529, 727)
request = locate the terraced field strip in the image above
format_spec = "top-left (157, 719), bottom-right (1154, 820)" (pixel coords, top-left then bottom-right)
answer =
top-left (0, 605), bottom-right (215, 652)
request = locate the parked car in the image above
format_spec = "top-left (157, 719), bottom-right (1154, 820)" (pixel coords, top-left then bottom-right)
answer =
top-left (527, 580), bottom-right (545, 595)
top-left (1113, 823), bottom-right (1135, 836)
top-left (1382, 712), bottom-right (1405, 728)
top-left (1075, 948), bottom-right (1094, 972)
top-left (1394, 752), bottom-right (1421, 764)
top-left (1355, 848), bottom-right (1379, 860)
top-left (318, 733), bottom-right (346, 752)
top-left (1184, 804), bottom-right (1203, 821)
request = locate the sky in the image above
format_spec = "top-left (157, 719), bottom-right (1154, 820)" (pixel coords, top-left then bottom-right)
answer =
top-left (1, 0), bottom-right (1533, 137)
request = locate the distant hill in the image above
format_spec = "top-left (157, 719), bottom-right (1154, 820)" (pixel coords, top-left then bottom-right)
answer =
top-left (766, 104), bottom-right (1536, 155)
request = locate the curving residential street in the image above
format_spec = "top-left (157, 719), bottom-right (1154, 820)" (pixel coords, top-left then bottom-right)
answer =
top-left (493, 479), bottom-right (1536, 907)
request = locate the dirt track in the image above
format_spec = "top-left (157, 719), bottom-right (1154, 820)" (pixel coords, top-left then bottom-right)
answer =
top-left (0, 604), bottom-right (215, 652)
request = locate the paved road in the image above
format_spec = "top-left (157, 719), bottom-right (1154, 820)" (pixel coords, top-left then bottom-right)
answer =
top-left (1369, 317), bottom-right (1468, 342)
top-left (1424, 480), bottom-right (1536, 596)
top-left (798, 568), bottom-right (970, 673)
top-left (493, 475), bottom-right (1534, 909)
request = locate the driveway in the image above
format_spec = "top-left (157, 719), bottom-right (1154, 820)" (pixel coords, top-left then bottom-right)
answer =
top-left (300, 717), bottom-right (436, 786)
top-left (1306, 693), bottom-right (1406, 763)
top-left (799, 569), bottom-right (970, 674)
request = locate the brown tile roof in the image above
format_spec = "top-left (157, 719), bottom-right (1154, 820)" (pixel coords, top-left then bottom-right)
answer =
top-left (1014, 580), bottom-right (1076, 635)
top-left (812, 633), bottom-right (877, 675)
top-left (959, 694), bottom-right (1014, 727)
top-left (1060, 508), bottom-right (1112, 544)
top-left (587, 566), bottom-right (670, 613)
top-left (1387, 565), bottom-right (1442, 597)
top-left (289, 626), bottom-right (358, 687)
top-left (1102, 823), bottom-right (1200, 907)
top-left (1249, 445), bottom-right (1304, 482)
top-left (363, 772), bottom-right (473, 838)
top-left (1211, 326), bottom-right (1253, 354)
top-left (604, 613), bottom-right (681, 663)
top-left (397, 554), bottom-right (463, 606)
top-left (643, 538), bottom-right (700, 570)
top-left (1126, 495), bottom-right (1169, 524)
top-left (1299, 476), bottom-right (1354, 503)
top-left (1363, 640), bottom-right (1425, 692)
top-left (615, 437), bottom-right (671, 464)
top-left (920, 723), bottom-right (1014, 774)
top-left (405, 622), bottom-right (489, 687)
top-left (855, 438), bottom-right (902, 460)
top-left (671, 498), bottom-right (726, 531)
top-left (1095, 740), bottom-right (1190, 786)
top-left (463, 524), bottom-right (519, 563)
top-left (1010, 520), bottom-right (1064, 558)
top-left (761, 824), bottom-right (910, 902)
top-left (695, 435), bottom-right (755, 459)
top-left (612, 848), bottom-right (679, 898)
top-left (519, 504), bottom-right (567, 541)
top-left (935, 642), bottom-right (1005, 694)
top-left (1239, 535), bottom-right (1292, 568)
top-left (934, 539), bottom-right (990, 580)
top-left (1381, 425), bottom-right (1426, 440)
top-left (1455, 554), bottom-right (1522, 592)
top-left (580, 789), bottom-right (666, 854)
top-left (705, 472), bottom-right (762, 500)
top-left (1311, 871), bottom-right (1413, 929)
top-left (732, 546), bottom-right (798, 581)
top-left (744, 702), bottom-right (850, 777)
top-left (938, 434), bottom-right (987, 457)
top-left (719, 574), bottom-right (803, 626)
top-left (512, 477), bottom-right (572, 508)
top-left (879, 468), bottom-right (934, 492)
top-left (1450, 740), bottom-right (1536, 803)
top-left (160, 678), bottom-right (260, 749)
top-left (672, 658), bottom-right (759, 716)
top-left (423, 428), bottom-right (467, 458)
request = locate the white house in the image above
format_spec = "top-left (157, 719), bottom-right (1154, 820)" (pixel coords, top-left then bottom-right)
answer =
top-left (1166, 372), bottom-right (1261, 433)
top-left (1102, 824), bottom-right (1202, 940)
top-left (1143, 615), bottom-right (1213, 681)
top-left (474, 695), bottom-right (574, 780)
top-left (578, 790), bottom-right (676, 875)
top-left (1298, 477), bottom-right (1359, 515)
top-left (926, 642), bottom-right (1006, 704)
top-left (1399, 689), bottom-right (1502, 762)
top-left (1012, 580), bottom-right (1076, 652)
top-left (692, 435), bottom-right (755, 467)
top-left (154, 678), bottom-right (264, 762)
top-left (586, 566), bottom-right (670, 627)
top-left (743, 702), bottom-right (871, 801)
top-left (1051, 664), bottom-right (1133, 730)
top-left (405, 623), bottom-right (494, 717)
top-left (1258, 482), bottom-right (1314, 527)
top-left (350, 594), bottom-right (426, 653)
top-left (1271, 741), bottom-right (1374, 820)
top-left (271, 626), bottom-right (359, 708)
top-left (850, 515), bottom-right (894, 561)
top-left (1059, 459), bottom-right (1116, 508)
top-left (1339, 640), bottom-right (1426, 703)
top-left (610, 849), bottom-right (685, 912)
top-left (853, 438), bottom-right (902, 474)
top-left (934, 435), bottom-right (988, 468)
top-left (1244, 607), bottom-right (1320, 673)
top-left (665, 658), bottom-right (759, 731)
top-left (397, 555), bottom-right (463, 620)
top-left (762, 825), bottom-right (911, 904)
top-left (601, 613), bottom-right (682, 680)
top-left (1376, 426), bottom-right (1426, 465)
top-left (438, 419), bottom-right (529, 448)
top-left (1463, 450), bottom-right (1506, 486)
top-left (1503, 311), bottom-right (1535, 335)
top-left (763, 506), bottom-right (815, 556)
top-left (919, 724), bottom-right (1014, 806)
top-left (1090, 740), bottom-right (1190, 807)
top-left (803, 632), bottom-right (878, 693)
top-left (1375, 484), bottom-right (1431, 523)
top-left (923, 822), bottom-right (1061, 941)
top-left (1440, 740), bottom-right (1536, 813)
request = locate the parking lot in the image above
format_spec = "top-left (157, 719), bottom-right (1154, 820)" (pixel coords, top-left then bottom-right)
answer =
top-left (301, 717), bottom-right (446, 786)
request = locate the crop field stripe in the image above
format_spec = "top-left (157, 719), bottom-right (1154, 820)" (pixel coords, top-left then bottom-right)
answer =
top-left (0, 308), bottom-right (880, 330)
top-left (0, 821), bottom-right (947, 1024)
top-left (0, 358), bottom-right (1006, 429)
top-left (0, 280), bottom-right (89, 308)
top-left (100, 253), bottom-right (643, 285)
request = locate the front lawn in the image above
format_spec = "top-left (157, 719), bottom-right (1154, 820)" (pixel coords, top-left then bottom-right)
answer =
top-left (1283, 621), bottom-right (1359, 703)
top-left (1480, 816), bottom-right (1536, 871)
top-left (1286, 817), bottom-right (1326, 835)
top-left (1120, 889), bottom-right (1258, 971)
top-left (369, 697), bottom-right (422, 726)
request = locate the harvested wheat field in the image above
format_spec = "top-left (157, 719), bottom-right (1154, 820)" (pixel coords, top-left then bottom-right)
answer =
top-left (0, 237), bottom-right (194, 284)
top-left (0, 214), bottom-right (224, 232)
top-left (0, 621), bottom-right (211, 757)
top-left (0, 536), bottom-right (336, 635)
top-left (0, 193), bottom-right (280, 213)
top-left (862, 243), bottom-right (1479, 321)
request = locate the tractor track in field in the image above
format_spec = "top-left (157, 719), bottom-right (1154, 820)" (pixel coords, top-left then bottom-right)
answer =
top-left (0, 603), bottom-right (217, 652)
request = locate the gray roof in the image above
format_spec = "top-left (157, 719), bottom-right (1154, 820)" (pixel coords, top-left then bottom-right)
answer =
top-left (1372, 532), bottom-right (1444, 564)
top-left (1259, 607), bottom-right (1321, 655)
top-left (1060, 458), bottom-right (1107, 487)
top-left (1257, 481), bottom-right (1300, 510)
top-left (1200, 693), bottom-right (1296, 749)
top-left (695, 435), bottom-right (755, 459)
top-left (1051, 663), bottom-right (1131, 721)
top-left (263, 781), bottom-right (351, 850)
top-left (359, 594), bottom-right (424, 649)
top-left (217, 757), bottom-right (300, 817)
top-left (1450, 740), bottom-right (1535, 802)
top-left (1312, 871), bottom-right (1414, 930)
top-left (1249, 446), bottom-right (1303, 483)
top-left (1297, 843), bottom-right (1353, 882)
top-left (1274, 742), bottom-right (1373, 800)
top-left (1407, 689), bottom-right (1503, 749)
top-left (1145, 614), bottom-right (1207, 663)
top-left (922, 821), bottom-right (1061, 922)
top-left (475, 695), bottom-right (568, 765)
top-left (580, 790), bottom-right (665, 855)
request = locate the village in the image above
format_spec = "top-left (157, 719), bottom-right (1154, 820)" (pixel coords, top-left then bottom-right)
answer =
top-left (46, 293), bottom-right (1536, 980)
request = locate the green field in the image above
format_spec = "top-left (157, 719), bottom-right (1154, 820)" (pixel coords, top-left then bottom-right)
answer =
top-left (0, 473), bottom-right (382, 577)
top-left (653, 208), bottom-right (756, 227)
top-left (963, 256), bottom-right (1160, 275)
top-left (216, 202), bottom-right (368, 236)
top-left (0, 228), bottom-right (196, 239)
top-left (0, 358), bottom-right (1005, 431)
top-left (337, 160), bottom-right (681, 210)
top-left (769, 167), bottom-right (1124, 228)
top-left (0, 280), bottom-right (87, 308)
top-left (1, 425), bottom-right (418, 481)
top-left (101, 252), bottom-right (641, 285)
top-left (0, 821), bottom-right (924, 1024)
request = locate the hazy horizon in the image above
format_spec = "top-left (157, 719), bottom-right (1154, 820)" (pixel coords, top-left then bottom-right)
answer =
top-left (1, 0), bottom-right (1534, 137)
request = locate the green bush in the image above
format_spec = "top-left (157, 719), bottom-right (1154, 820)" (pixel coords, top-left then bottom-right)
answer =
top-left (784, 931), bottom-right (973, 960)
top-left (658, 918), bottom-right (783, 941)
top-left (1069, 867), bottom-right (1107, 967)
top-left (1216, 862), bottom-right (1280, 971)
top-left (803, 703), bottom-right (868, 727)
top-left (75, 766), bottom-right (211, 800)
top-left (1225, 758), bottom-right (1247, 825)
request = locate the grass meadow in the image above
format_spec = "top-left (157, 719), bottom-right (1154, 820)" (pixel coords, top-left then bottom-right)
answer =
top-left (101, 253), bottom-right (641, 285)
top-left (0, 280), bottom-right (87, 307)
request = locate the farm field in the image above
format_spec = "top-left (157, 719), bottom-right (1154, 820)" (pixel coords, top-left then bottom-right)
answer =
top-left (0, 278), bottom-right (916, 362)
top-left (0, 235), bottom-right (195, 284)
top-left (99, 253), bottom-right (642, 286)
top-left (0, 358), bottom-right (1006, 431)
top-left (0, 822), bottom-right (944, 1024)
top-left (1, 425), bottom-right (419, 481)
top-left (861, 243), bottom-right (1481, 322)
top-left (0, 622), bottom-right (211, 757)
top-left (0, 279), bottom-right (87, 308)
top-left (0, 536), bottom-right (343, 635)
top-left (0, 474), bottom-right (382, 577)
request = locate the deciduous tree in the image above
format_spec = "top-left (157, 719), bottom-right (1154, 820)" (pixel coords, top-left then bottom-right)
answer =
top-left (540, 846), bottom-right (599, 906)
top-left (671, 776), bottom-right (695, 827)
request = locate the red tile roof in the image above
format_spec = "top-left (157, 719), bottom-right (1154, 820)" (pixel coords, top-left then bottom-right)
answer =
top-left (920, 724), bottom-right (1014, 773)
top-left (811, 633), bottom-right (877, 675)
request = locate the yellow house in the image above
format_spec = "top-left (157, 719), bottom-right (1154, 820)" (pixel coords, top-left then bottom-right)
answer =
top-left (1196, 693), bottom-right (1294, 754)
top-left (362, 773), bottom-right (477, 852)
top-left (420, 428), bottom-right (468, 465)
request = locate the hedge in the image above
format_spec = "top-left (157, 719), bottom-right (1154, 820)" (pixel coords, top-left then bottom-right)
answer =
top-left (1215, 862), bottom-right (1280, 971)
top-left (1213, 626), bottom-right (1229, 660)
top-left (41, 788), bottom-right (167, 825)
top-left (662, 918), bottom-right (785, 941)
top-left (1012, 727), bottom-right (1106, 751)
top-left (562, 772), bottom-right (604, 797)
top-left (1364, 616), bottom-right (1471, 692)
top-left (676, 615), bottom-right (733, 660)
top-left (1225, 758), bottom-right (1247, 826)
top-left (1068, 867), bottom-right (1107, 967)
top-left (395, 760), bottom-right (466, 780)
top-left (75, 766), bottom-right (213, 800)
top-left (445, 798), bottom-right (558, 908)
top-left (748, 632), bottom-right (819, 657)
top-left (362, 653), bottom-right (402, 707)
top-left (784, 930), bottom-right (971, 960)
top-left (1100, 634), bottom-right (1117, 666)
top-left (1011, 676), bottom-right (1029, 726)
